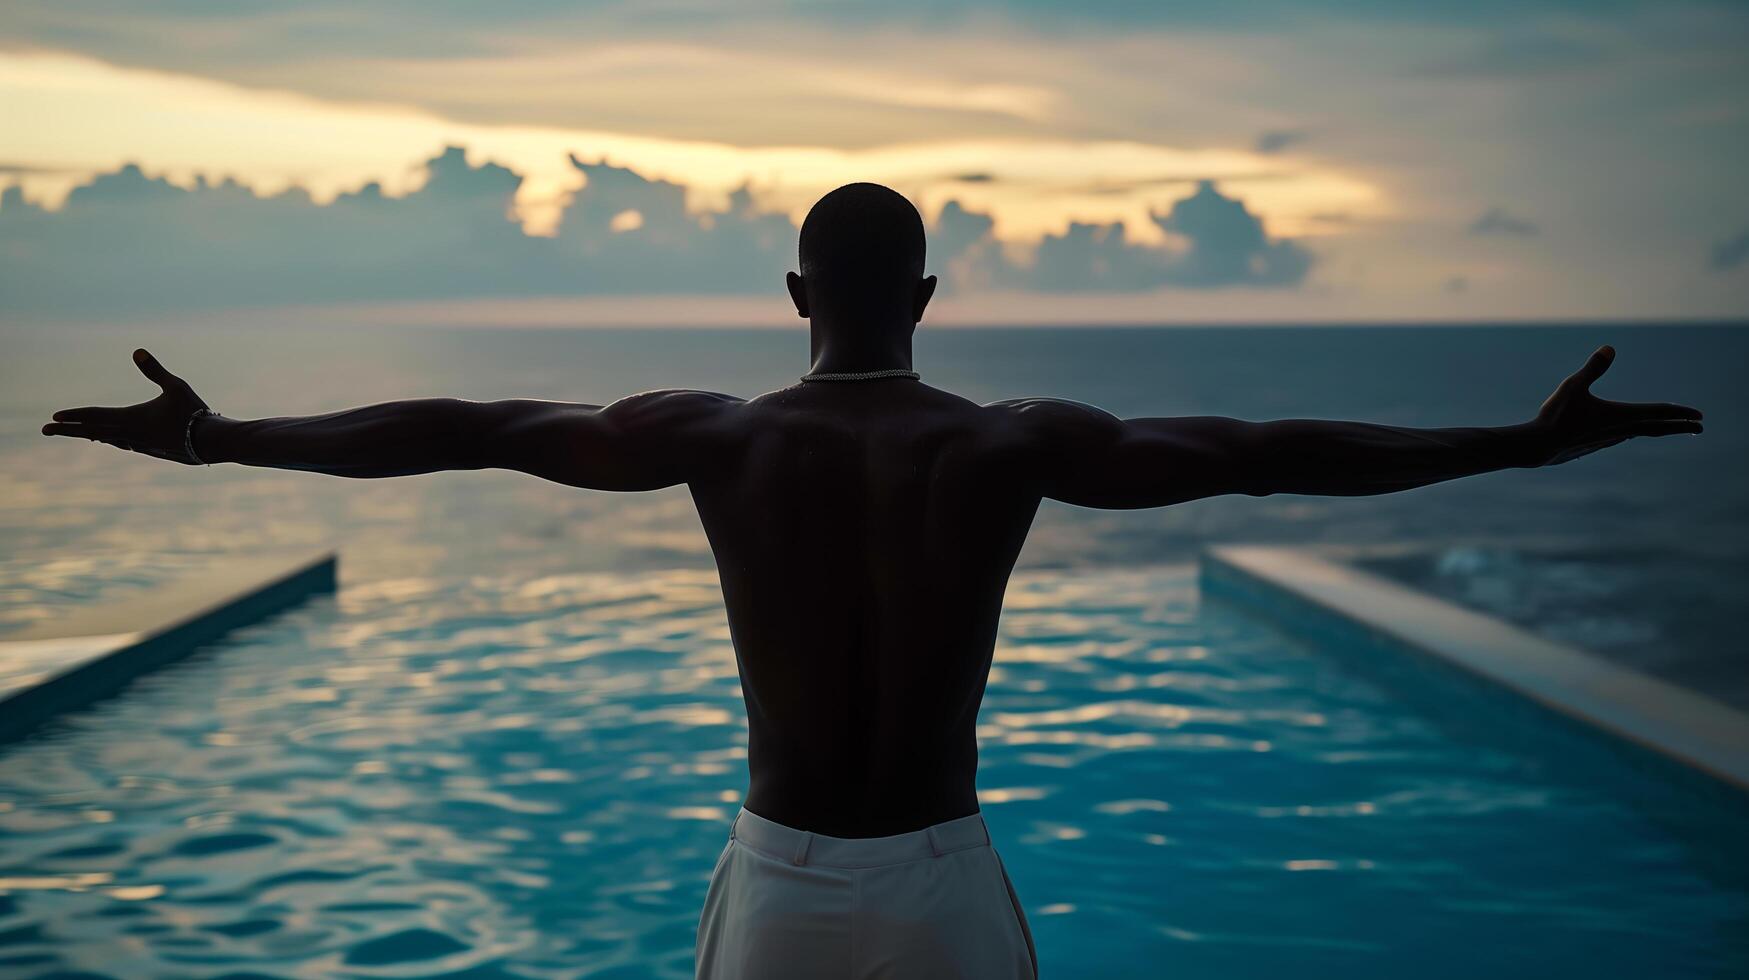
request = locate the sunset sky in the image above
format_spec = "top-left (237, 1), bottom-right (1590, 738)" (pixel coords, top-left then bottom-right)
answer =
top-left (2, 1), bottom-right (1746, 324)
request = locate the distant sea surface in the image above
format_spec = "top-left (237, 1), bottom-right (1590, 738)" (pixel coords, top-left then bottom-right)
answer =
top-left (2, 322), bottom-right (1745, 699)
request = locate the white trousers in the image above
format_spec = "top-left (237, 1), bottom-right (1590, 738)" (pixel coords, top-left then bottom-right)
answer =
top-left (697, 807), bottom-right (1038, 979)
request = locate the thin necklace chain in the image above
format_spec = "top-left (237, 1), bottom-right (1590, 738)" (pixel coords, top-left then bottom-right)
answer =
top-left (799, 368), bottom-right (920, 383)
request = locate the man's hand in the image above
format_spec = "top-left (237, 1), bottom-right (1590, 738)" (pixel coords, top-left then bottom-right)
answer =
top-left (1526, 345), bottom-right (1703, 466)
top-left (41, 348), bottom-right (212, 464)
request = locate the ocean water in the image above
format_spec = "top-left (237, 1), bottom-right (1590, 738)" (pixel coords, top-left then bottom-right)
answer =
top-left (1, 323), bottom-right (1746, 976)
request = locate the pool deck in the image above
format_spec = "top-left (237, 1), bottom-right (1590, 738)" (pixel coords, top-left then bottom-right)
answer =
top-left (0, 551), bottom-right (337, 744)
top-left (1201, 545), bottom-right (1749, 794)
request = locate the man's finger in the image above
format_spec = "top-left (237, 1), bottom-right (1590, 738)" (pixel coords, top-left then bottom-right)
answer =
top-left (1571, 345), bottom-right (1615, 388)
top-left (133, 348), bottom-right (181, 389)
top-left (42, 421), bottom-right (126, 441)
top-left (1598, 419), bottom-right (1703, 439)
top-left (51, 406), bottom-right (127, 424)
top-left (1618, 401), bottom-right (1703, 422)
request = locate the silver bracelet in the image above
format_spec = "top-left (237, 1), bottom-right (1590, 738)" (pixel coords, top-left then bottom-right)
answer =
top-left (185, 408), bottom-right (218, 465)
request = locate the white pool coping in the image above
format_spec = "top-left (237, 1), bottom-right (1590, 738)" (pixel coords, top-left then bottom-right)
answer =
top-left (0, 550), bottom-right (337, 743)
top-left (1201, 545), bottom-right (1749, 794)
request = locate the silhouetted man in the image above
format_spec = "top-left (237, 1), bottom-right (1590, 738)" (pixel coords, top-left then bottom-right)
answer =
top-left (45, 183), bottom-right (1702, 979)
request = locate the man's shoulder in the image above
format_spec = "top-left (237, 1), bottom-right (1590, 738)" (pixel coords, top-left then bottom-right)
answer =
top-left (980, 396), bottom-right (1124, 444)
top-left (610, 388), bottom-right (744, 406)
top-left (598, 389), bottom-right (747, 440)
top-left (606, 388), bottom-right (743, 415)
top-left (983, 396), bottom-right (1118, 418)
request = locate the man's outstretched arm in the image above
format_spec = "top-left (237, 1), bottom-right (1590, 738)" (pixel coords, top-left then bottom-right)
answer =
top-left (42, 349), bottom-right (742, 490)
top-left (1005, 346), bottom-right (1702, 509)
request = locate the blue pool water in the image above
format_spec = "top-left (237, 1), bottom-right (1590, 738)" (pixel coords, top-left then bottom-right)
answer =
top-left (0, 566), bottom-right (1744, 978)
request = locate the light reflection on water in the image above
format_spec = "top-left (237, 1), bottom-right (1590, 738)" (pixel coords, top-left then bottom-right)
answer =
top-left (0, 567), bottom-right (1744, 978)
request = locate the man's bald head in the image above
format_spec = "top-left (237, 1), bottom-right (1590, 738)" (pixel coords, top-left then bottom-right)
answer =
top-left (788, 183), bottom-right (937, 333)
top-left (797, 183), bottom-right (927, 296)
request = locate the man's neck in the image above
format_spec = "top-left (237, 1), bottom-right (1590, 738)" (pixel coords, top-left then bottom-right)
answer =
top-left (807, 318), bottom-right (915, 376)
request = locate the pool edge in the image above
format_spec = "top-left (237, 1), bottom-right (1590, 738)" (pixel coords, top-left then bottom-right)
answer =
top-left (1200, 544), bottom-right (1749, 795)
top-left (0, 550), bottom-right (338, 745)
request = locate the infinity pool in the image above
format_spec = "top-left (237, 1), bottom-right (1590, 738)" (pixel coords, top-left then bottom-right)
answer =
top-left (0, 566), bottom-right (1744, 978)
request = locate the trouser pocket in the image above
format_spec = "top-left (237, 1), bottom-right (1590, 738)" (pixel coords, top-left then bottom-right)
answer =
top-left (696, 840), bottom-right (737, 978)
top-left (992, 850), bottom-right (1039, 978)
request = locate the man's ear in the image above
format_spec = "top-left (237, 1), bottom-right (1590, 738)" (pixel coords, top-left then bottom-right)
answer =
top-left (913, 275), bottom-right (938, 323)
top-left (785, 272), bottom-right (809, 319)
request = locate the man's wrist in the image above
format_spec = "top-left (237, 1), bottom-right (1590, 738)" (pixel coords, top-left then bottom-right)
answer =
top-left (189, 414), bottom-right (235, 464)
top-left (1500, 420), bottom-right (1552, 469)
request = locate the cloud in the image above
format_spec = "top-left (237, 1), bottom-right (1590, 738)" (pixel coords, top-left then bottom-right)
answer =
top-left (943, 179), bottom-right (1314, 293)
top-left (1470, 206), bottom-right (1538, 237)
top-left (1024, 221), bottom-right (1164, 292)
top-left (554, 155), bottom-right (797, 293)
top-left (929, 200), bottom-right (1015, 293)
top-left (1710, 229), bottom-right (1749, 271)
top-left (0, 146), bottom-right (795, 314)
top-left (0, 162), bottom-right (69, 176)
top-left (1254, 129), bottom-right (1310, 154)
top-left (1152, 180), bottom-right (1313, 287)
top-left (0, 147), bottom-right (1314, 315)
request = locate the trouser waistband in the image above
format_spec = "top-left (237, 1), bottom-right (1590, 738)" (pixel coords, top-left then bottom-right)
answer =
top-left (729, 807), bottom-right (991, 869)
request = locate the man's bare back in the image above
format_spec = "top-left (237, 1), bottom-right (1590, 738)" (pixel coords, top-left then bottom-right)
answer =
top-left (695, 380), bottom-right (1043, 836)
